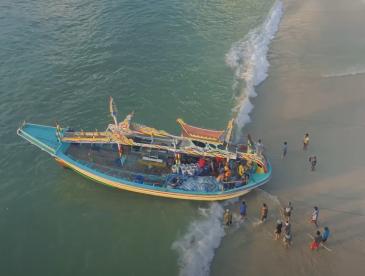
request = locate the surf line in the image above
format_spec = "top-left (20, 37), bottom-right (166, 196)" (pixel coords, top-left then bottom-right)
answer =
top-left (226, 0), bottom-right (284, 140)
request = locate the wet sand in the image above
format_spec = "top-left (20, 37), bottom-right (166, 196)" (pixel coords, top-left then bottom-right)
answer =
top-left (212, 0), bottom-right (365, 275)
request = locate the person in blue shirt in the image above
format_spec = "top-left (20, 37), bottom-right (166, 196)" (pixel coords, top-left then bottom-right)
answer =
top-left (322, 226), bottom-right (330, 243)
top-left (240, 201), bottom-right (247, 219)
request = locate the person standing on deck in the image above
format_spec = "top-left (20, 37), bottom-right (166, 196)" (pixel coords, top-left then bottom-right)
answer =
top-left (198, 157), bottom-right (206, 170)
top-left (309, 155), bottom-right (317, 171)
top-left (216, 164), bottom-right (226, 183)
top-left (260, 203), bottom-right (268, 222)
top-left (238, 162), bottom-right (244, 178)
top-left (240, 201), bottom-right (247, 219)
top-left (224, 165), bottom-right (232, 183)
top-left (303, 133), bottom-right (310, 150)
top-left (210, 159), bottom-right (216, 176)
top-left (282, 141), bottom-right (288, 159)
top-left (311, 206), bottom-right (319, 227)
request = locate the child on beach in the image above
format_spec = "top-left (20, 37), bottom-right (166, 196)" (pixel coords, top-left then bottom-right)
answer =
top-left (282, 141), bottom-right (288, 159)
top-left (260, 203), bottom-right (268, 222)
top-left (309, 155), bottom-right (317, 171)
top-left (311, 206), bottom-right (319, 227)
top-left (310, 230), bottom-right (322, 250)
top-left (303, 133), bottom-right (309, 150)
top-left (274, 220), bottom-right (283, 240)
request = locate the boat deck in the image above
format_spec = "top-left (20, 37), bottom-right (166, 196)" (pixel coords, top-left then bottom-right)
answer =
top-left (65, 143), bottom-right (252, 193)
top-left (66, 143), bottom-right (172, 185)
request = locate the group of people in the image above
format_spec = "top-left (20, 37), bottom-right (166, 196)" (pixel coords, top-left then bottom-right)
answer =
top-left (274, 202), bottom-right (293, 247)
top-left (310, 227), bottom-right (331, 250)
top-left (223, 201), bottom-right (331, 251)
top-left (281, 133), bottom-right (317, 171)
top-left (216, 159), bottom-right (253, 188)
top-left (222, 131), bottom-right (331, 250)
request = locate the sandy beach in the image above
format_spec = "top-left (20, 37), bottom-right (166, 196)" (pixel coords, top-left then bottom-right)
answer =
top-left (211, 0), bottom-right (365, 275)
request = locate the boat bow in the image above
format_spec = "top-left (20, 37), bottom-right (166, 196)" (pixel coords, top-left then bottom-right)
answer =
top-left (17, 123), bottom-right (62, 156)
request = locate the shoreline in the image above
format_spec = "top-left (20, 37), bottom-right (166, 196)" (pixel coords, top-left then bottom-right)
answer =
top-left (212, 0), bottom-right (365, 275)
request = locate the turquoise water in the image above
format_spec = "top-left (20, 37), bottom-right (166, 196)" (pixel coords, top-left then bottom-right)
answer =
top-left (0, 0), bottom-right (276, 275)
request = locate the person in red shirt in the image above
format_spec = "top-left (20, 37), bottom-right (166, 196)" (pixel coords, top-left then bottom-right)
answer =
top-left (198, 158), bottom-right (206, 169)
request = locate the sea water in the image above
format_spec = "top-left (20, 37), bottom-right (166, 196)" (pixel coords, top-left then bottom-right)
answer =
top-left (0, 0), bottom-right (282, 275)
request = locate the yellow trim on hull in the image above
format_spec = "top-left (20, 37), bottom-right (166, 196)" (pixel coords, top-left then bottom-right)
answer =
top-left (55, 158), bottom-right (251, 201)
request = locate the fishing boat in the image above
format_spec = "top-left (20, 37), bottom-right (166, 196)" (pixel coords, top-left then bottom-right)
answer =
top-left (17, 97), bottom-right (271, 201)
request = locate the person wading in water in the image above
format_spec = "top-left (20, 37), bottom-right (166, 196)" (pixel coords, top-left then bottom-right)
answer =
top-left (260, 203), bottom-right (268, 222)
top-left (240, 201), bottom-right (247, 219)
top-left (283, 202), bottom-right (293, 222)
top-left (274, 220), bottom-right (283, 240)
top-left (224, 209), bottom-right (232, 226)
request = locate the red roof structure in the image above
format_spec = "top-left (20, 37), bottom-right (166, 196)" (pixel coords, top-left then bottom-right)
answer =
top-left (176, 119), bottom-right (225, 143)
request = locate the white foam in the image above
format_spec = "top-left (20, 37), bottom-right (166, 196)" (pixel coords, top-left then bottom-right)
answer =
top-left (172, 203), bottom-right (225, 276)
top-left (226, 0), bottom-right (284, 136)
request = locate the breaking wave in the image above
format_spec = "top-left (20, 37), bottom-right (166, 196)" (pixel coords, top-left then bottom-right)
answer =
top-left (171, 203), bottom-right (225, 276)
top-left (226, 0), bottom-right (283, 135)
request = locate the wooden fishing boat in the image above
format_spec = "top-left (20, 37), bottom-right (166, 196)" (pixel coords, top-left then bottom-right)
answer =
top-left (17, 97), bottom-right (271, 201)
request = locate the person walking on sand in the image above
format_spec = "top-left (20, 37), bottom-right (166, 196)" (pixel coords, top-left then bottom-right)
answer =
top-left (309, 155), bottom-right (317, 171)
top-left (282, 141), bottom-right (288, 159)
top-left (321, 226), bottom-right (330, 243)
top-left (224, 209), bottom-right (232, 226)
top-left (303, 133), bottom-right (309, 150)
top-left (240, 201), bottom-right (247, 219)
top-left (283, 202), bottom-right (293, 222)
top-left (274, 219), bottom-right (283, 240)
top-left (260, 203), bottom-right (268, 222)
top-left (310, 230), bottom-right (322, 250)
top-left (310, 206), bottom-right (319, 227)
